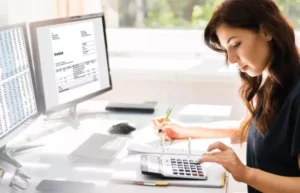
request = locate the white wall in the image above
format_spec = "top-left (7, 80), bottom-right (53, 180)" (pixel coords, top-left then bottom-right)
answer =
top-left (6, 0), bottom-right (102, 24)
top-left (7, 0), bottom-right (57, 24)
top-left (0, 0), bottom-right (8, 25)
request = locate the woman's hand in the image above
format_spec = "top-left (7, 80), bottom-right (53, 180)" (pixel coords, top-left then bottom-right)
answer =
top-left (199, 141), bottom-right (250, 182)
top-left (152, 117), bottom-right (190, 140)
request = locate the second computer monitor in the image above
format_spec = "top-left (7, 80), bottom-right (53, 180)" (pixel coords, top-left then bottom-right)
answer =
top-left (0, 23), bottom-right (39, 149)
top-left (30, 13), bottom-right (112, 114)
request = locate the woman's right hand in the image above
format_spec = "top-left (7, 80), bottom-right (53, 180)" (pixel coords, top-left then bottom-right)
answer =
top-left (152, 117), bottom-right (191, 140)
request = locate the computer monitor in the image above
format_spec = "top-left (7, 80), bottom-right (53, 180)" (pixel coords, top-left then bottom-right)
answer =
top-left (30, 13), bottom-right (112, 125)
top-left (0, 23), bottom-right (39, 166)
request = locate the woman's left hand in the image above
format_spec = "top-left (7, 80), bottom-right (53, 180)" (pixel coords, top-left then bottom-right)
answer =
top-left (199, 141), bottom-right (250, 182)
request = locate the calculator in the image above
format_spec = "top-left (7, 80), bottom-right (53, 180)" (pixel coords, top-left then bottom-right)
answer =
top-left (141, 155), bottom-right (207, 180)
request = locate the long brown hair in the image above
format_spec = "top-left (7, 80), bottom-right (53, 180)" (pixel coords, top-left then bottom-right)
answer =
top-left (204, 0), bottom-right (300, 142)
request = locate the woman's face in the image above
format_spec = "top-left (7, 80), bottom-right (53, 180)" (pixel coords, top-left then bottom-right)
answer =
top-left (216, 25), bottom-right (272, 77)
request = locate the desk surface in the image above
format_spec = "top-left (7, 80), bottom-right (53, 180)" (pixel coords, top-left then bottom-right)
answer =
top-left (0, 100), bottom-right (242, 193)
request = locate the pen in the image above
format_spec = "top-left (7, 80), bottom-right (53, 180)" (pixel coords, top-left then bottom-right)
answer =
top-left (158, 104), bottom-right (174, 157)
top-left (158, 104), bottom-right (174, 133)
top-left (188, 137), bottom-right (191, 158)
top-left (134, 181), bottom-right (169, 186)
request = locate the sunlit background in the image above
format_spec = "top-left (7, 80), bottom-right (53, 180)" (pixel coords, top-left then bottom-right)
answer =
top-left (1, 0), bottom-right (299, 118)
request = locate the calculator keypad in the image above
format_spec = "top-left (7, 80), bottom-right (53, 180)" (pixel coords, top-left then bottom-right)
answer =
top-left (168, 158), bottom-right (205, 178)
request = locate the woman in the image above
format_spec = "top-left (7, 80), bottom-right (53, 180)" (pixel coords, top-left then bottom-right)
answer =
top-left (152, 0), bottom-right (300, 192)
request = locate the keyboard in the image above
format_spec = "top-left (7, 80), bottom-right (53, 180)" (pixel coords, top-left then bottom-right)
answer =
top-left (68, 133), bottom-right (127, 162)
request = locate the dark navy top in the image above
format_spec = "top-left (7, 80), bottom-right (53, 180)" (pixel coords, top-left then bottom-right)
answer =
top-left (247, 81), bottom-right (300, 193)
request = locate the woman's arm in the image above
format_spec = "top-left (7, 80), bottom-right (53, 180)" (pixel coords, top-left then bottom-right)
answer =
top-left (187, 115), bottom-right (249, 143)
top-left (245, 164), bottom-right (300, 193)
top-left (187, 109), bottom-right (252, 143)
top-left (187, 121), bottom-right (240, 139)
top-left (199, 142), bottom-right (300, 193)
top-left (153, 114), bottom-right (248, 142)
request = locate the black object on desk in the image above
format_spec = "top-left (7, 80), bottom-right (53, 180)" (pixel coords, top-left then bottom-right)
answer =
top-left (105, 101), bottom-right (157, 114)
top-left (108, 122), bottom-right (136, 135)
top-left (36, 180), bottom-right (96, 193)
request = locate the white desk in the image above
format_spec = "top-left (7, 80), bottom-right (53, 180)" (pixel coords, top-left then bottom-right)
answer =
top-left (0, 100), bottom-right (246, 193)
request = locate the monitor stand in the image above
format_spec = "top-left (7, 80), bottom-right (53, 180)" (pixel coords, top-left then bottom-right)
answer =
top-left (0, 145), bottom-right (22, 168)
top-left (43, 104), bottom-right (108, 130)
top-left (43, 106), bottom-right (80, 129)
top-left (0, 144), bottom-right (45, 168)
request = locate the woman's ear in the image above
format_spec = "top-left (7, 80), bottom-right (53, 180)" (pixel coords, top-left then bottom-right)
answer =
top-left (260, 24), bottom-right (272, 41)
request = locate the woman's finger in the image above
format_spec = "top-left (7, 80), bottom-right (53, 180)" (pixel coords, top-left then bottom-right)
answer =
top-left (199, 153), bottom-right (232, 163)
top-left (207, 141), bottom-right (230, 152)
top-left (203, 151), bottom-right (221, 157)
top-left (164, 135), bottom-right (172, 141)
top-left (152, 120), bottom-right (166, 130)
top-left (152, 119), bottom-right (159, 128)
top-left (152, 117), bottom-right (169, 124)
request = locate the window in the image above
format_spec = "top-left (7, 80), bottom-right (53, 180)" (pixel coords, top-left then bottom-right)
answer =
top-left (101, 0), bottom-right (300, 73)
top-left (102, 0), bottom-right (300, 29)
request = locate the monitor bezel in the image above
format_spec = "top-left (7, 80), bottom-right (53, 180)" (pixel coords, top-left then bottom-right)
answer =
top-left (29, 13), bottom-right (113, 115)
top-left (0, 23), bottom-right (40, 148)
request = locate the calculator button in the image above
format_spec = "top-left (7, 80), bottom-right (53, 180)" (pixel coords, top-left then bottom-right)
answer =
top-left (192, 173), bottom-right (198, 176)
top-left (185, 170), bottom-right (190, 172)
top-left (186, 173), bottom-right (191, 175)
top-left (180, 173), bottom-right (185, 175)
top-left (173, 172), bottom-right (178, 175)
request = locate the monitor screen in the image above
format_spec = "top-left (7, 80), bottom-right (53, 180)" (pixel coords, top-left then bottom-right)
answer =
top-left (0, 23), bottom-right (38, 148)
top-left (30, 13), bottom-right (112, 114)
